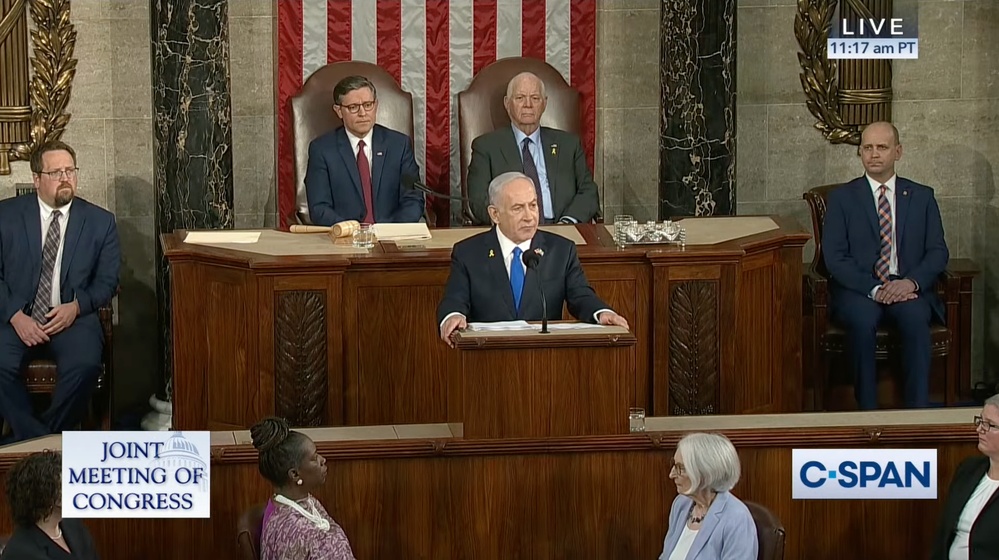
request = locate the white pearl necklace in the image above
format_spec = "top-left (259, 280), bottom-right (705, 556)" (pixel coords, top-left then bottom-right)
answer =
top-left (273, 494), bottom-right (331, 531)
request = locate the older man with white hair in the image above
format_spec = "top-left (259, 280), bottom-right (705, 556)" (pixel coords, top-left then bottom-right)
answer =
top-left (465, 71), bottom-right (601, 226)
top-left (659, 433), bottom-right (758, 560)
top-left (437, 172), bottom-right (627, 347)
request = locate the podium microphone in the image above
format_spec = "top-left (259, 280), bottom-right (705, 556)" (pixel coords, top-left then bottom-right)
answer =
top-left (521, 250), bottom-right (549, 334)
top-left (402, 174), bottom-right (470, 202)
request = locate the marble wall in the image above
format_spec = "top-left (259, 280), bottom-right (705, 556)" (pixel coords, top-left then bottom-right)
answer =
top-left (737, 0), bottom-right (999, 380)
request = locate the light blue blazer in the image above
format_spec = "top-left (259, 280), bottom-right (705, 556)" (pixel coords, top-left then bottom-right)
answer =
top-left (658, 492), bottom-right (758, 560)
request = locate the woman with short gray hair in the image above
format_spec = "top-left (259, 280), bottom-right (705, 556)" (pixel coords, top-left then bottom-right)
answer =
top-left (658, 433), bottom-right (758, 560)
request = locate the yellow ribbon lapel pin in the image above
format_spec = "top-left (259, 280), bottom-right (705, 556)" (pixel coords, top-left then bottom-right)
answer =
top-left (489, 249), bottom-right (495, 258)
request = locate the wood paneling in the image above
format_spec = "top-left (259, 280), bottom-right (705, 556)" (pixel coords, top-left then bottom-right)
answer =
top-left (162, 219), bottom-right (811, 429)
top-left (0, 423), bottom-right (978, 559)
top-left (457, 332), bottom-right (637, 438)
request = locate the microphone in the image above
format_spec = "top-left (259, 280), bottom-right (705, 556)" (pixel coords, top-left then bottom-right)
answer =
top-left (521, 250), bottom-right (549, 334)
top-left (402, 174), bottom-right (470, 202)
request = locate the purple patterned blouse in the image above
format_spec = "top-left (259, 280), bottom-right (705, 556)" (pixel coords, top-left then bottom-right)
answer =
top-left (260, 495), bottom-right (356, 560)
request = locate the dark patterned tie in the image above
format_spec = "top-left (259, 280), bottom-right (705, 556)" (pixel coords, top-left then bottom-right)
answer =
top-left (520, 138), bottom-right (549, 223)
top-left (874, 185), bottom-right (892, 283)
top-left (357, 140), bottom-right (375, 224)
top-left (32, 210), bottom-right (62, 323)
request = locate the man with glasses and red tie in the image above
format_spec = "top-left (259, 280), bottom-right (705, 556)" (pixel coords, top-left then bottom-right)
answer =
top-left (305, 75), bottom-right (425, 226)
top-left (822, 121), bottom-right (949, 410)
top-left (0, 141), bottom-right (120, 444)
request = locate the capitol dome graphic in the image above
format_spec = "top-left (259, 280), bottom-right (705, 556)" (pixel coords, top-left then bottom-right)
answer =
top-left (150, 432), bottom-right (209, 492)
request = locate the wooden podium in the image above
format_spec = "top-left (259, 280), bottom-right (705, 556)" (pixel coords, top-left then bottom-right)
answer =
top-left (453, 324), bottom-right (638, 439)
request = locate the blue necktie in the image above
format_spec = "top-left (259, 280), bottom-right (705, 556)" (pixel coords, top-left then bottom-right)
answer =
top-left (510, 247), bottom-right (525, 311)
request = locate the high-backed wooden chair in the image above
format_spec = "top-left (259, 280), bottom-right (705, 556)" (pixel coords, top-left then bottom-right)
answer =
top-left (290, 61), bottom-right (433, 225)
top-left (457, 57), bottom-right (581, 225)
top-left (802, 184), bottom-right (977, 410)
top-left (236, 503), bottom-right (266, 560)
top-left (744, 501), bottom-right (785, 560)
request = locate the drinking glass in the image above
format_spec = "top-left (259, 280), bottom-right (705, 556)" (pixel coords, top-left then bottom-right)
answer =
top-left (613, 214), bottom-right (634, 248)
top-left (352, 224), bottom-right (375, 248)
top-left (629, 407), bottom-right (646, 433)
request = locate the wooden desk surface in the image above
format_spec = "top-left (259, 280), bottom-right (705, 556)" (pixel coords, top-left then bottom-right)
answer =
top-left (160, 216), bottom-right (811, 430)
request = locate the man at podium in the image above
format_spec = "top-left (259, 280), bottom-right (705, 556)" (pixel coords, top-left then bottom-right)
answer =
top-left (437, 172), bottom-right (628, 347)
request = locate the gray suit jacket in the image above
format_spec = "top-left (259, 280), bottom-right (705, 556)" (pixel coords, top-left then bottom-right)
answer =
top-left (466, 126), bottom-right (600, 225)
top-left (659, 492), bottom-right (758, 560)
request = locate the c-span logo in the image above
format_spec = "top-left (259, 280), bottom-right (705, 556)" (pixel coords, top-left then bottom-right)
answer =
top-left (792, 449), bottom-right (936, 499)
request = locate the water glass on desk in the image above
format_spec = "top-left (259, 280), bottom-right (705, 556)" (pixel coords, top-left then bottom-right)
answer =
top-left (613, 215), bottom-right (635, 248)
top-left (352, 224), bottom-right (375, 248)
top-left (629, 407), bottom-right (646, 432)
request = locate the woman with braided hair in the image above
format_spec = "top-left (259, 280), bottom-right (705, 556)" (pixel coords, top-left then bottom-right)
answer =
top-left (252, 416), bottom-right (355, 560)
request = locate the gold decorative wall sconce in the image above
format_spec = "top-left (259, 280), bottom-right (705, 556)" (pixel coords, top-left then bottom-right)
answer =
top-left (0, 0), bottom-right (77, 175)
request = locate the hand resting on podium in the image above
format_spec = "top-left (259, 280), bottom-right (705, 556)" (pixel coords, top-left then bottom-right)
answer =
top-left (435, 172), bottom-right (628, 348)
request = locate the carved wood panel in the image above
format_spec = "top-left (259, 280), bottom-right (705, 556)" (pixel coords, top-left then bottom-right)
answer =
top-left (668, 281), bottom-right (720, 415)
top-left (274, 290), bottom-right (328, 427)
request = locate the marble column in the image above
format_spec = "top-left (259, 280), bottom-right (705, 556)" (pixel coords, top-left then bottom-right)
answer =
top-left (151, 0), bottom-right (234, 404)
top-left (659, 0), bottom-right (737, 218)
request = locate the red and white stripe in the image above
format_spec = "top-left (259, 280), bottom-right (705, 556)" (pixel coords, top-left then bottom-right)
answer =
top-left (276, 0), bottom-right (597, 228)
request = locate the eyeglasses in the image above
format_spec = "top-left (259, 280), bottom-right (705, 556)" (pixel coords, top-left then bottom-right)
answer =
top-left (670, 459), bottom-right (686, 475)
top-left (337, 100), bottom-right (376, 114)
top-left (38, 167), bottom-right (78, 180)
top-left (975, 416), bottom-right (999, 432)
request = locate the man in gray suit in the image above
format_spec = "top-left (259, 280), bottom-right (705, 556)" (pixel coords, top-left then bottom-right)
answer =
top-left (466, 72), bottom-right (600, 226)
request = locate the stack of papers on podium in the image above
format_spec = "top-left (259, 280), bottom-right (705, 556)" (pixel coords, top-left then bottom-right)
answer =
top-left (467, 321), bottom-right (534, 331)
top-left (466, 321), bottom-right (609, 332)
top-left (372, 223), bottom-right (432, 241)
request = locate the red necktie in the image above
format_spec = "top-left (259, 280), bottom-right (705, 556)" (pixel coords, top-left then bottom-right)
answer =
top-left (357, 140), bottom-right (375, 224)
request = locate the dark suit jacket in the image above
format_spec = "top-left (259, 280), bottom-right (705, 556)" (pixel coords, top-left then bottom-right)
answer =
top-left (0, 519), bottom-right (99, 560)
top-left (466, 126), bottom-right (600, 225)
top-left (305, 124), bottom-right (424, 226)
top-left (931, 456), bottom-right (999, 560)
top-left (436, 228), bottom-right (607, 324)
top-left (0, 195), bottom-right (120, 325)
top-left (821, 176), bottom-right (949, 321)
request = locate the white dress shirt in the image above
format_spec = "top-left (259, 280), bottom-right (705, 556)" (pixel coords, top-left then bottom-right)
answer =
top-left (38, 196), bottom-right (72, 308)
top-left (667, 525), bottom-right (699, 560)
top-left (949, 473), bottom-right (999, 560)
top-left (345, 128), bottom-right (374, 176)
top-left (866, 174), bottom-right (899, 300)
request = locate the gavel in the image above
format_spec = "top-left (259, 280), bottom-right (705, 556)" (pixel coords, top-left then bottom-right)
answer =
top-left (289, 221), bottom-right (360, 239)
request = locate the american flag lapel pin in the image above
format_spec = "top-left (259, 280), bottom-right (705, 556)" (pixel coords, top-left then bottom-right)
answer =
top-left (376, 151), bottom-right (384, 157)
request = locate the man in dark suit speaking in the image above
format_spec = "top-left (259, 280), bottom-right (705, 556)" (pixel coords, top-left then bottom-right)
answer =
top-left (466, 72), bottom-right (600, 225)
top-left (822, 121), bottom-right (949, 409)
top-left (437, 172), bottom-right (628, 347)
top-left (305, 75), bottom-right (425, 226)
top-left (0, 141), bottom-right (120, 443)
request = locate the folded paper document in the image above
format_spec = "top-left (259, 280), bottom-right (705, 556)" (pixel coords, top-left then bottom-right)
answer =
top-left (371, 223), bottom-right (432, 241)
top-left (184, 231), bottom-right (261, 244)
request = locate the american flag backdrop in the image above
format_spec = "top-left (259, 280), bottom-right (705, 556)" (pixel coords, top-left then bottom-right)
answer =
top-left (276, 0), bottom-right (598, 228)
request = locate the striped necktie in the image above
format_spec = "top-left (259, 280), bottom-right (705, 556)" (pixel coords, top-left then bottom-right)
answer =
top-left (874, 185), bottom-right (892, 283)
top-left (32, 210), bottom-right (62, 323)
